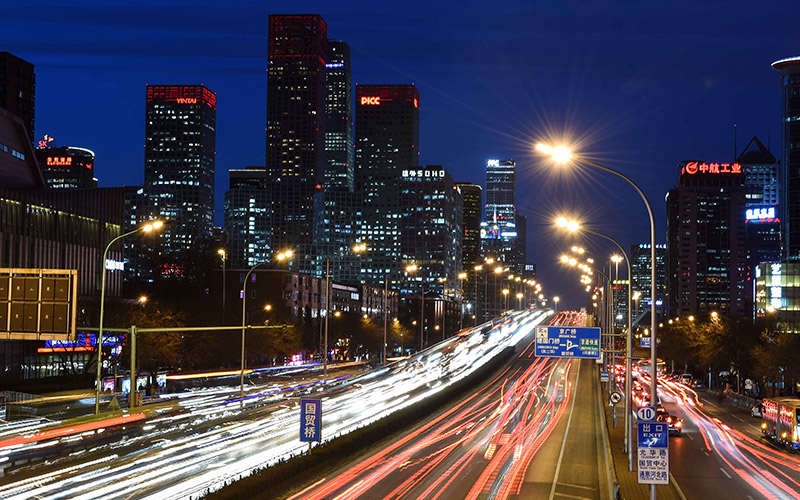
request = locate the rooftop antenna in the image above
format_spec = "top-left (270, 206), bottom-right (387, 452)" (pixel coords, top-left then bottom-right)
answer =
top-left (734, 122), bottom-right (738, 161)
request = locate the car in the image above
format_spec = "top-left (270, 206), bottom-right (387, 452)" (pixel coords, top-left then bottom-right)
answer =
top-left (751, 402), bottom-right (764, 418)
top-left (680, 374), bottom-right (694, 386)
top-left (656, 407), bottom-right (683, 436)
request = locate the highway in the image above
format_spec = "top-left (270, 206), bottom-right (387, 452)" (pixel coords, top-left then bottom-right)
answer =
top-left (0, 309), bottom-right (551, 500)
top-left (284, 310), bottom-right (606, 500)
top-left (633, 370), bottom-right (800, 500)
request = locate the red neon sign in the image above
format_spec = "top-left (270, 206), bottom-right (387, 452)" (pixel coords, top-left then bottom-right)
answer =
top-left (682, 162), bottom-right (742, 175)
top-left (47, 157), bottom-right (72, 166)
top-left (360, 96), bottom-right (380, 105)
top-left (175, 98), bottom-right (197, 104)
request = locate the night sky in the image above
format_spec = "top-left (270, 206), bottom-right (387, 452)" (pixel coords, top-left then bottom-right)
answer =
top-left (2, 1), bottom-right (798, 308)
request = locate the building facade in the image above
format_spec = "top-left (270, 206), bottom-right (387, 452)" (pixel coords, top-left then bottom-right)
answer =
top-left (355, 84), bottom-right (420, 288)
top-left (666, 161), bottom-right (747, 317)
top-left (630, 243), bottom-right (667, 320)
top-left (266, 15), bottom-right (327, 254)
top-left (224, 167), bottom-right (271, 269)
top-left (481, 159), bottom-right (520, 270)
top-left (144, 84), bottom-right (216, 273)
top-left (754, 262), bottom-right (800, 332)
top-left (312, 189), bottom-right (363, 283)
top-left (0, 52), bottom-right (35, 143)
top-left (399, 166), bottom-right (463, 300)
top-left (773, 57), bottom-right (800, 260)
top-left (324, 40), bottom-right (353, 191)
top-left (34, 145), bottom-right (97, 189)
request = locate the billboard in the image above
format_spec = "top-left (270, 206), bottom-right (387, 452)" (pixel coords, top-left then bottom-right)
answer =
top-left (0, 268), bottom-right (78, 341)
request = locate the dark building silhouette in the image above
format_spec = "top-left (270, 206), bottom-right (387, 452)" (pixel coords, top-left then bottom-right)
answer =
top-left (773, 57), bottom-right (800, 260)
top-left (266, 15), bottom-right (327, 255)
top-left (0, 52), bottom-right (35, 143)
top-left (355, 84), bottom-right (420, 288)
top-left (34, 145), bottom-right (97, 189)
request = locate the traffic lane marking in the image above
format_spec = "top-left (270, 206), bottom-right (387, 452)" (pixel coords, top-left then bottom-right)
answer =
top-left (554, 493), bottom-right (593, 500)
top-left (558, 482), bottom-right (595, 491)
top-left (719, 467), bottom-right (732, 479)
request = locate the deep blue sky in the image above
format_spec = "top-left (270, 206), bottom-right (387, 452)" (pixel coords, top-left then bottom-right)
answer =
top-left (3, 1), bottom-right (798, 308)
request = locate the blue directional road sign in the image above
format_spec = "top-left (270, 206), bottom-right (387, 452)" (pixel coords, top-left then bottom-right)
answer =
top-left (637, 421), bottom-right (669, 485)
top-left (535, 326), bottom-right (600, 359)
top-left (636, 406), bottom-right (656, 421)
top-left (299, 398), bottom-right (322, 442)
top-left (640, 336), bottom-right (652, 348)
top-left (600, 371), bottom-right (609, 383)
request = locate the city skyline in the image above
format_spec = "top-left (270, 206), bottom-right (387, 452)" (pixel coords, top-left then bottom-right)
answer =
top-left (2, 1), bottom-right (798, 307)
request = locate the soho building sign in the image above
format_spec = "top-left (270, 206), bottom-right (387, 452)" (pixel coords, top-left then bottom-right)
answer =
top-left (402, 169), bottom-right (446, 179)
top-left (681, 161), bottom-right (743, 175)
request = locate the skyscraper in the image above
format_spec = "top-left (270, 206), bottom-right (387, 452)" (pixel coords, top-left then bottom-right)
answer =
top-left (313, 189), bottom-right (362, 283)
top-left (481, 159), bottom-right (518, 267)
top-left (630, 243), bottom-right (666, 320)
top-left (455, 182), bottom-right (482, 270)
top-left (144, 84), bottom-right (216, 273)
top-left (266, 15), bottom-right (327, 254)
top-left (399, 166), bottom-right (463, 297)
top-left (666, 161), bottom-right (747, 317)
top-left (224, 167), bottom-right (271, 269)
top-left (324, 40), bottom-right (353, 191)
top-left (355, 84), bottom-right (420, 287)
top-left (0, 52), bottom-right (35, 143)
top-left (773, 57), bottom-right (800, 260)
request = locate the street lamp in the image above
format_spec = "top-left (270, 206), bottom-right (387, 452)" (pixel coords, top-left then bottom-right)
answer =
top-left (473, 265), bottom-right (483, 326)
top-left (138, 295), bottom-right (148, 306)
top-left (241, 249), bottom-right (292, 398)
top-left (95, 219), bottom-right (163, 415)
top-left (405, 264), bottom-right (424, 350)
top-left (553, 296), bottom-right (560, 312)
top-left (217, 249), bottom-right (227, 323)
top-left (540, 142), bottom-right (659, 482)
top-left (458, 272), bottom-right (468, 330)
top-left (516, 292), bottom-right (523, 310)
top-left (502, 288), bottom-right (510, 310)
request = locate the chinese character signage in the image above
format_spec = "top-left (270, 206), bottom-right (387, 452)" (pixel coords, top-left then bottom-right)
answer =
top-left (681, 161), bottom-right (742, 176)
top-left (300, 398), bottom-right (322, 442)
top-left (534, 326), bottom-right (600, 359)
top-left (637, 422), bottom-right (669, 485)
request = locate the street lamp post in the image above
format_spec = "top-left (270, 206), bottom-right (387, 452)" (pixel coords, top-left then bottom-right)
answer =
top-left (458, 272), bottom-right (467, 330)
top-left (405, 264), bottom-right (424, 350)
top-left (218, 249), bottom-right (226, 324)
top-left (95, 220), bottom-right (163, 415)
top-left (241, 250), bottom-right (292, 398)
top-left (539, 143), bottom-right (659, 498)
top-left (554, 296), bottom-right (560, 312)
top-left (502, 288), bottom-right (509, 311)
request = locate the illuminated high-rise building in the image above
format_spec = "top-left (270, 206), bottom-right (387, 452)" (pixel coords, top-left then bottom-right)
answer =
top-left (666, 161), bottom-right (747, 317)
top-left (355, 84), bottom-right (420, 287)
top-left (224, 167), bottom-right (271, 269)
top-left (481, 159), bottom-right (518, 267)
top-left (266, 15), bottom-right (327, 254)
top-left (144, 84), bottom-right (216, 273)
top-left (455, 183), bottom-right (482, 270)
top-left (324, 40), bottom-right (353, 191)
top-left (0, 52), bottom-right (35, 143)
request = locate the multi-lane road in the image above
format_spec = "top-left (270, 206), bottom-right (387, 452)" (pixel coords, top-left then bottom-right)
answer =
top-left (0, 309), bottom-right (552, 499)
top-left (285, 310), bottom-right (608, 500)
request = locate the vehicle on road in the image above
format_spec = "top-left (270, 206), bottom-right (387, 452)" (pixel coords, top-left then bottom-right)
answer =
top-left (680, 374), bottom-right (693, 386)
top-left (751, 401), bottom-right (764, 418)
top-left (656, 406), bottom-right (682, 436)
top-left (762, 397), bottom-right (800, 450)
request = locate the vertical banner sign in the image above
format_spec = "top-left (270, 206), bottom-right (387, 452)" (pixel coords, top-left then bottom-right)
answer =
top-left (637, 421), bottom-right (669, 485)
top-left (300, 398), bottom-right (322, 442)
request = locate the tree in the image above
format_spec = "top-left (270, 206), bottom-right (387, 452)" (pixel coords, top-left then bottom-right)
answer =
top-left (121, 305), bottom-right (185, 390)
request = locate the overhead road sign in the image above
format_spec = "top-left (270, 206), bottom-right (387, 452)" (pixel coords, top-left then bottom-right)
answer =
top-left (535, 326), bottom-right (600, 359)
